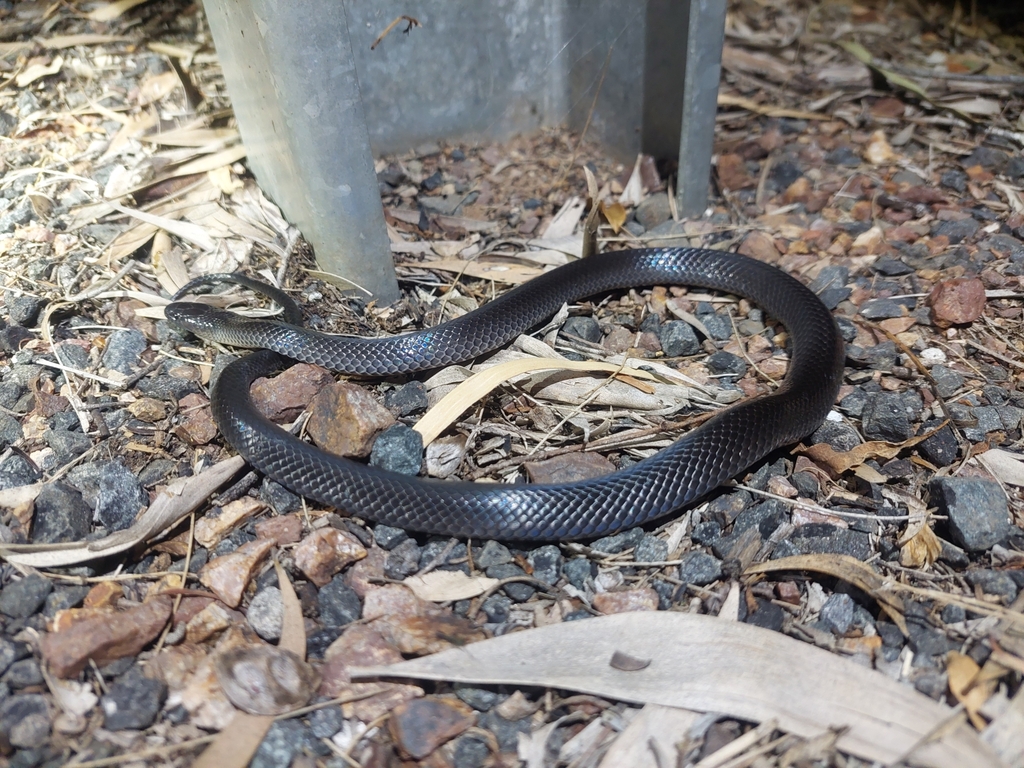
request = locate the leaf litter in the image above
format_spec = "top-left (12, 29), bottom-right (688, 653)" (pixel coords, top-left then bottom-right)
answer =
top-left (0, 1), bottom-right (1023, 767)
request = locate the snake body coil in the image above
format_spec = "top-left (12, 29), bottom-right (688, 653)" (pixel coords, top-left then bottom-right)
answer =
top-left (166, 248), bottom-right (844, 540)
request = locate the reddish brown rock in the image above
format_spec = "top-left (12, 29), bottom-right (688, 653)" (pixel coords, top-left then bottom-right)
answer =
top-left (716, 153), bottom-right (754, 190)
top-left (384, 613), bottom-right (486, 656)
top-left (306, 381), bottom-right (395, 457)
top-left (390, 697), bottom-right (476, 759)
top-left (928, 277), bottom-right (986, 328)
top-left (177, 392), bottom-right (218, 445)
top-left (319, 624), bottom-right (423, 720)
top-left (737, 231), bottom-right (780, 263)
top-left (346, 546), bottom-right (389, 598)
top-left (199, 538), bottom-right (275, 607)
top-left (524, 452), bottom-right (615, 484)
top-left (41, 596), bottom-right (172, 678)
top-left (592, 587), bottom-right (659, 615)
top-left (783, 176), bottom-right (811, 204)
top-left (293, 528), bottom-right (367, 587)
top-left (602, 326), bottom-right (634, 354)
top-left (185, 601), bottom-right (242, 644)
top-left (255, 514), bottom-right (304, 546)
top-left (251, 363), bottom-right (334, 423)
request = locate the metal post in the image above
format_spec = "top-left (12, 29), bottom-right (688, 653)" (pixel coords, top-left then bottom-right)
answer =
top-left (675, 0), bottom-right (727, 217)
top-left (202, 0), bottom-right (400, 303)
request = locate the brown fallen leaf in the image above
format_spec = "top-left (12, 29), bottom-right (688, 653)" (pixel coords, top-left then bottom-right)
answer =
top-left (947, 652), bottom-right (1001, 730)
top-left (599, 201), bottom-right (628, 233)
top-left (745, 554), bottom-right (907, 636)
top-left (796, 426), bottom-right (939, 477)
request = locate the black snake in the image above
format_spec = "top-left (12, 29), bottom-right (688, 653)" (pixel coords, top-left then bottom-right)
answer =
top-left (165, 248), bottom-right (844, 540)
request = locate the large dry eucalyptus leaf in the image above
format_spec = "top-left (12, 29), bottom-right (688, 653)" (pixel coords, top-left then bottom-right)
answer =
top-left (350, 612), bottom-right (1001, 768)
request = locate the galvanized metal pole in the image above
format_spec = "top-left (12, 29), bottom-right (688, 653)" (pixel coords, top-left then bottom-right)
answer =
top-left (675, 0), bottom-right (727, 218)
top-left (203, 0), bottom-right (400, 303)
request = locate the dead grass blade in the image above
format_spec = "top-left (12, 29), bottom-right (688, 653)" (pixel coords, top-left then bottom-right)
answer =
top-left (413, 357), bottom-right (659, 445)
top-left (350, 612), bottom-right (999, 767)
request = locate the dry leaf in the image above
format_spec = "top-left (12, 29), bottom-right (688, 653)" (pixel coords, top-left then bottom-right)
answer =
top-left (16, 56), bottom-right (63, 87)
top-left (900, 523), bottom-right (942, 568)
top-left (976, 448), bottom-right (1024, 486)
top-left (746, 554), bottom-right (907, 635)
top-left (350, 612), bottom-right (998, 767)
top-left (88, 0), bottom-right (149, 21)
top-left (413, 357), bottom-right (658, 445)
top-left (543, 196), bottom-right (586, 239)
top-left (403, 571), bottom-right (499, 602)
top-left (798, 428), bottom-right (933, 477)
top-left (619, 155), bottom-right (644, 207)
top-left (947, 652), bottom-right (997, 730)
top-left (600, 201), bottom-right (628, 233)
top-left (596, 705), bottom-right (700, 768)
top-left (1, 456), bottom-right (245, 567)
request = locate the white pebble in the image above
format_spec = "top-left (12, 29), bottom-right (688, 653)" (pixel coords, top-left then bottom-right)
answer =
top-left (919, 347), bottom-right (947, 367)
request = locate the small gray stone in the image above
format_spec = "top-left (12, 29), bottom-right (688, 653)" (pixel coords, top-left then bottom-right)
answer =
top-left (369, 424), bottom-right (422, 475)
top-left (31, 482), bottom-right (91, 544)
top-left (67, 460), bottom-right (148, 532)
top-left (931, 218), bottom-right (979, 243)
top-left (318, 576), bottom-right (362, 627)
top-left (0, 454), bottom-right (40, 491)
top-left (634, 193), bottom-right (671, 230)
top-left (527, 545), bottom-right (562, 585)
top-left (4, 659), bottom-right (43, 689)
top-left (455, 684), bottom-right (506, 711)
top-left (43, 428), bottom-right (92, 464)
top-left (372, 524), bottom-right (408, 550)
top-left (0, 412), bottom-right (22, 450)
top-left (820, 593), bottom-right (855, 635)
top-left (43, 586), bottom-right (89, 618)
top-left (634, 534), bottom-right (668, 563)
top-left (973, 406), bottom-right (1004, 434)
top-left (480, 593), bottom-right (512, 623)
top-left (475, 540), bottom-right (512, 568)
top-left (562, 558), bottom-right (593, 589)
top-left (941, 169), bottom-right (967, 193)
top-left (562, 316), bottom-right (602, 344)
top-left (0, 199), bottom-right (35, 234)
top-left (6, 296), bottom-right (45, 326)
top-left (0, 694), bottom-right (50, 749)
top-left (453, 734), bottom-right (491, 768)
top-left (811, 420), bottom-right (861, 452)
top-left (591, 527), bottom-right (644, 554)
top-left (809, 266), bottom-right (849, 293)
top-left (101, 329), bottom-right (148, 375)
top-left (0, 638), bottom-right (24, 677)
top-left (965, 570), bottom-right (1018, 603)
top-left (0, 575), bottom-right (52, 618)
top-left (384, 381), bottom-right (428, 416)
top-left (251, 720), bottom-right (306, 768)
top-left (644, 219), bottom-right (690, 247)
top-left (659, 320), bottom-right (700, 357)
top-left (706, 351), bottom-right (747, 377)
top-left (247, 587), bottom-right (283, 641)
top-left (259, 478), bottom-right (301, 514)
top-left (919, 421), bottom-right (958, 467)
top-left (861, 392), bottom-right (912, 442)
top-left (858, 299), bottom-right (905, 320)
top-left (930, 478), bottom-right (1010, 551)
top-left (678, 551), bottom-right (722, 586)
top-left (485, 563), bottom-right (534, 602)
top-left (931, 366), bottom-right (964, 399)
top-left (136, 374), bottom-right (199, 400)
top-left (383, 538), bottom-right (421, 579)
top-left (698, 312), bottom-right (732, 340)
top-left (309, 704), bottom-right (343, 738)
top-left (781, 524), bottom-right (871, 560)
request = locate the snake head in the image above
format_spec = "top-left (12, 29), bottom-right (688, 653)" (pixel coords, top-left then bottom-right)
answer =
top-left (164, 302), bottom-right (226, 338)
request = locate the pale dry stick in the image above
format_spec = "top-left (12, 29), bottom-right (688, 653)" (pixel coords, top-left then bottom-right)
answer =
top-left (734, 483), bottom-right (919, 522)
top-left (64, 259), bottom-right (137, 301)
